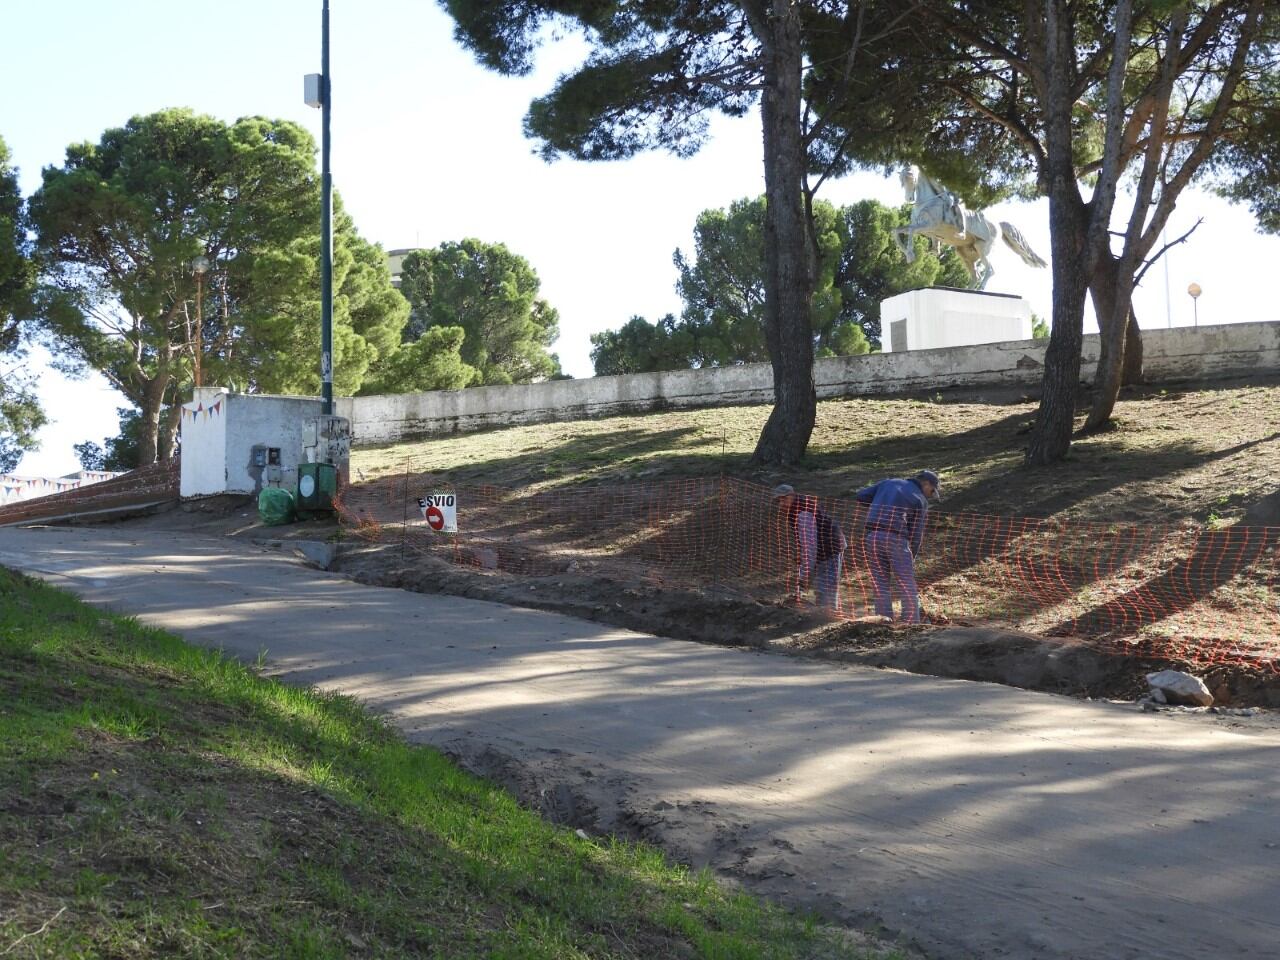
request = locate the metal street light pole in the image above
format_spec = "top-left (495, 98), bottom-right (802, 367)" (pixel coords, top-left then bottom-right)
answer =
top-left (1188, 282), bottom-right (1201, 328)
top-left (305, 4), bottom-right (334, 413)
top-left (320, 0), bottom-right (333, 415)
top-left (1161, 226), bottom-right (1172, 328)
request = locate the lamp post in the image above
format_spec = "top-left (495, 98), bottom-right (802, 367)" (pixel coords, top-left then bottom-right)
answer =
top-left (304, 0), bottom-right (333, 415)
top-left (1187, 282), bottom-right (1202, 328)
top-left (192, 255), bottom-right (211, 387)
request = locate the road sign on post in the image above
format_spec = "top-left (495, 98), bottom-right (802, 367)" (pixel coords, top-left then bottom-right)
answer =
top-left (417, 493), bottom-right (458, 533)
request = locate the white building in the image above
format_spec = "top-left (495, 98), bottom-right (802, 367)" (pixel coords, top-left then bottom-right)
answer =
top-left (879, 286), bottom-right (1033, 352)
top-left (386, 248), bottom-right (414, 289)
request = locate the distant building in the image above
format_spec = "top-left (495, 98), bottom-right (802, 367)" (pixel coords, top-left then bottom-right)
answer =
top-left (386, 248), bottom-right (415, 289)
top-left (0, 470), bottom-right (124, 505)
top-left (879, 286), bottom-right (1032, 353)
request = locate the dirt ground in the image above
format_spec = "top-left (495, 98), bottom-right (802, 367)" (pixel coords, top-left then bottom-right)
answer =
top-left (337, 378), bottom-right (1280, 708)
top-left (98, 377), bottom-right (1280, 710)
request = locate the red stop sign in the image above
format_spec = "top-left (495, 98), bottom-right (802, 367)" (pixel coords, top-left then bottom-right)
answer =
top-left (425, 505), bottom-right (445, 530)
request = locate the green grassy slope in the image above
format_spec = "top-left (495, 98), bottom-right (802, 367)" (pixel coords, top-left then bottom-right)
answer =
top-left (0, 567), bottom-right (899, 960)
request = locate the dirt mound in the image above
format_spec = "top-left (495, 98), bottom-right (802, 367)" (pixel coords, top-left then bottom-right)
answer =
top-left (786, 622), bottom-right (1279, 706)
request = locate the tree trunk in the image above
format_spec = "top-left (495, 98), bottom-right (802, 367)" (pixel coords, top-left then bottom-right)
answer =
top-left (136, 373), bottom-right (170, 466)
top-left (1025, 0), bottom-right (1095, 467)
top-left (1026, 231), bottom-right (1089, 464)
top-left (158, 394), bottom-right (182, 461)
top-left (1122, 309), bottom-right (1143, 385)
top-left (1085, 252), bottom-right (1136, 431)
top-left (749, 0), bottom-right (816, 467)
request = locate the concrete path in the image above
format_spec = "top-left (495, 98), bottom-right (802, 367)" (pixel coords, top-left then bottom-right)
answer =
top-left (4, 525), bottom-right (1278, 960)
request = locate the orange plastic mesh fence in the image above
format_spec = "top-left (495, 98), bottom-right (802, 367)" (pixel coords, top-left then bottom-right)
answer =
top-left (0, 459), bottom-right (180, 527)
top-left (335, 473), bottom-right (1278, 671)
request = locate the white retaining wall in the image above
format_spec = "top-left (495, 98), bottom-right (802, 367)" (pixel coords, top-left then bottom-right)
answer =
top-left (339, 320), bottom-right (1280, 445)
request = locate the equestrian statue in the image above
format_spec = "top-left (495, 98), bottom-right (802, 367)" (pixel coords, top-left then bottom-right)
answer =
top-left (895, 166), bottom-right (1047, 290)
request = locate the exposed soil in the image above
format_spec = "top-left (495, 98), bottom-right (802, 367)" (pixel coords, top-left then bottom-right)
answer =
top-left (91, 378), bottom-right (1280, 712)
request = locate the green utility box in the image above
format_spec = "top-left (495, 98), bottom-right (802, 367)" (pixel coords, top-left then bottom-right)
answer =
top-left (296, 462), bottom-right (338, 518)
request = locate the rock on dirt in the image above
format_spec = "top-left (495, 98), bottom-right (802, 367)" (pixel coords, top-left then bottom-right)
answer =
top-left (1146, 670), bottom-right (1214, 707)
top-left (290, 540), bottom-right (337, 571)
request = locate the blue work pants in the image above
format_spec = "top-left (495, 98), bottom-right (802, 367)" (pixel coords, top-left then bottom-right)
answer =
top-left (865, 531), bottom-right (920, 622)
top-left (812, 552), bottom-right (844, 611)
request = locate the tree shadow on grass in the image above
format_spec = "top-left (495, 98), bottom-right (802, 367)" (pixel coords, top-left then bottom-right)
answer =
top-left (1043, 492), bottom-right (1280, 653)
top-left (759, 425), bottom-right (1271, 625)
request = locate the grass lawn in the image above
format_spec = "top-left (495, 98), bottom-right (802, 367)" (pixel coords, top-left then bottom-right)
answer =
top-left (0, 567), bottom-right (901, 960)
top-left (351, 378), bottom-right (1280, 528)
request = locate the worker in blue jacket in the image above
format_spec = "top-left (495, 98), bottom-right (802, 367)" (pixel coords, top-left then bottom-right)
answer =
top-left (855, 470), bottom-right (941, 623)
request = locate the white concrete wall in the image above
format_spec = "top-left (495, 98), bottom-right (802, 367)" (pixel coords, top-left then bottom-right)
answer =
top-left (180, 387), bottom-right (324, 497)
top-left (333, 363), bottom-right (772, 444)
top-left (180, 321), bottom-right (1279, 483)
top-left (1134, 321), bottom-right (1280, 381)
top-left (223, 393), bottom-right (325, 494)
top-left (179, 388), bottom-right (229, 497)
top-left (880, 287), bottom-right (1032, 353)
top-left (341, 320), bottom-right (1279, 445)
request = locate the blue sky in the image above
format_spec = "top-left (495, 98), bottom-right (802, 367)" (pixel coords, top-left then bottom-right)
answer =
top-left (4, 1), bottom-right (1278, 476)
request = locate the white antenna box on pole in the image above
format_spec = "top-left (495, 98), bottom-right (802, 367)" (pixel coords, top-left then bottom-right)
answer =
top-left (304, 73), bottom-right (323, 108)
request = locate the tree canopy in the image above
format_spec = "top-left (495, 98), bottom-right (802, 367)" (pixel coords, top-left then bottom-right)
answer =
top-left (818, 1), bottom-right (1276, 457)
top-left (590, 195), bottom-right (968, 375)
top-left (1209, 24), bottom-right (1280, 234)
top-left (396, 239), bottom-right (561, 386)
top-left (442, 1), bottom-right (907, 464)
top-left (590, 315), bottom-right (697, 377)
top-left (73, 407), bottom-right (144, 473)
top-left (358, 326), bottom-right (477, 395)
top-left (29, 109), bottom-right (413, 463)
top-left (0, 134), bottom-right (45, 472)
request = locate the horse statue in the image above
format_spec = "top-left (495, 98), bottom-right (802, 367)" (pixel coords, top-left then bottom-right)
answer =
top-left (895, 166), bottom-right (1047, 290)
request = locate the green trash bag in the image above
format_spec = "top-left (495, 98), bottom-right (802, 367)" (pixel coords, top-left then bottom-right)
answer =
top-left (258, 487), bottom-right (296, 526)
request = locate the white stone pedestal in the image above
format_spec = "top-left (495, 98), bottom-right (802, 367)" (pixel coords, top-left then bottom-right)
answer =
top-left (879, 286), bottom-right (1032, 352)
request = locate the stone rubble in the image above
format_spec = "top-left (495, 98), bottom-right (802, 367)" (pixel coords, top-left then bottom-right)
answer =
top-left (1145, 670), bottom-right (1214, 707)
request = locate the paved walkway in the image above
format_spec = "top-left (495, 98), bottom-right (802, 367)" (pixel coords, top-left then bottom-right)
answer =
top-left (4, 525), bottom-right (1278, 960)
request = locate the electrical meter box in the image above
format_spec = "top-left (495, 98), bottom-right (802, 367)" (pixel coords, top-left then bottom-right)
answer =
top-left (296, 461), bottom-right (338, 517)
top-left (250, 445), bottom-right (284, 491)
